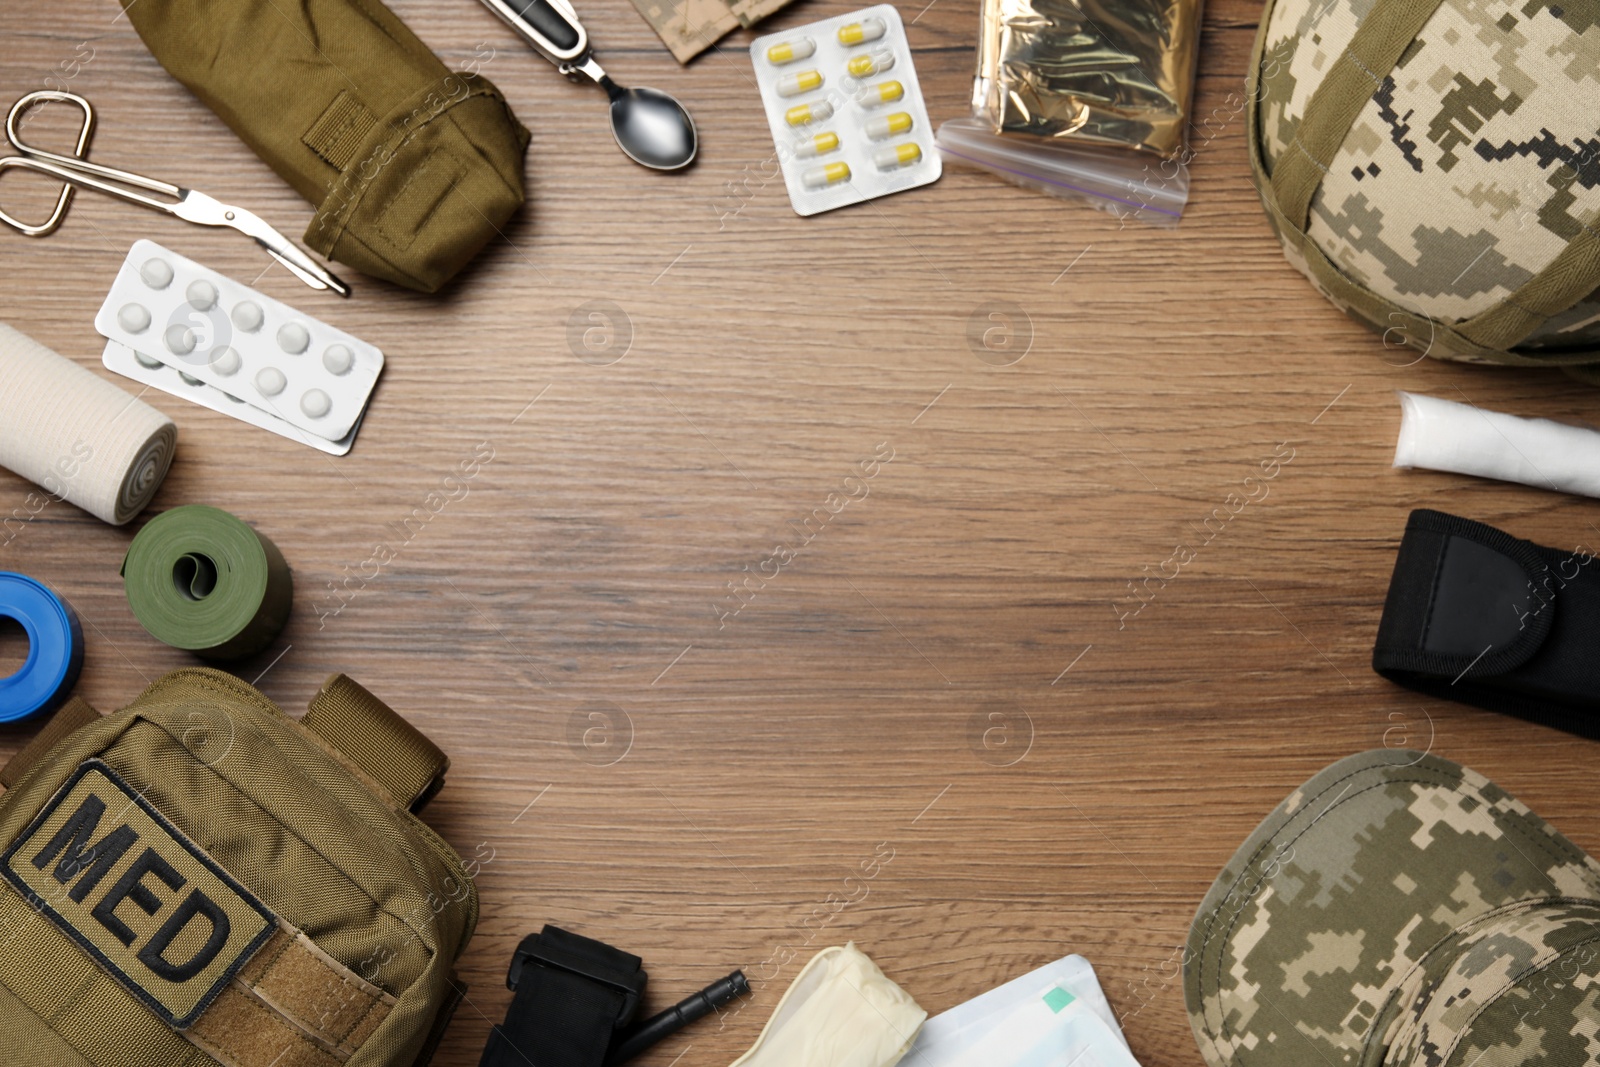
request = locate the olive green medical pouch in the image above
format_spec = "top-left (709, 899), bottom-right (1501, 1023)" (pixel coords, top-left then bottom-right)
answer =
top-left (0, 668), bottom-right (476, 1066)
top-left (119, 0), bottom-right (530, 293)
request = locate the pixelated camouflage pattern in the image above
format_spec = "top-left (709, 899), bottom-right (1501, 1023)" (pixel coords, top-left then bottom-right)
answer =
top-left (1256, 0), bottom-right (1370, 161)
top-left (1384, 902), bottom-right (1600, 1065)
top-left (627, 0), bottom-right (741, 63)
top-left (1253, 0), bottom-right (1600, 357)
top-left (627, 0), bottom-right (799, 62)
top-left (727, 0), bottom-right (792, 28)
top-left (1185, 749), bottom-right (1600, 1067)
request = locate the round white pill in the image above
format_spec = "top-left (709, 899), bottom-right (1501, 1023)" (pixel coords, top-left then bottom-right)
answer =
top-left (186, 280), bottom-right (218, 311)
top-left (118, 304), bottom-right (151, 333)
top-left (139, 258), bottom-right (174, 289)
top-left (209, 346), bottom-right (242, 376)
top-left (300, 389), bottom-right (332, 418)
top-left (321, 344), bottom-right (354, 375)
top-left (255, 367), bottom-right (287, 396)
top-left (164, 324), bottom-right (196, 355)
top-left (178, 372), bottom-right (204, 387)
top-left (231, 300), bottom-right (264, 332)
top-left (277, 322), bottom-right (310, 354)
top-left (134, 350), bottom-right (163, 370)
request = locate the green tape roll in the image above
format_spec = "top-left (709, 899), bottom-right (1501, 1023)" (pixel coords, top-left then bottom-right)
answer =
top-left (122, 505), bottom-right (293, 661)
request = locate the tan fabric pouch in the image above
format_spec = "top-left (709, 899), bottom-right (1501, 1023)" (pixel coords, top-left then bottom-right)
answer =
top-left (119, 0), bottom-right (530, 293)
top-left (0, 668), bottom-right (474, 1066)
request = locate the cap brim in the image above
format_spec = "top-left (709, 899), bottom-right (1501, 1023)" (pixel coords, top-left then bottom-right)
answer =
top-left (1184, 749), bottom-right (1600, 1067)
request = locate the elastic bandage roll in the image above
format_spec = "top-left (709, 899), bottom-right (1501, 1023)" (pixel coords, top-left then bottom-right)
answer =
top-left (0, 322), bottom-right (177, 525)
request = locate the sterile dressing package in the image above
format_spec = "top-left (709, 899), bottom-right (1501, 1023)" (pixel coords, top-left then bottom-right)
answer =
top-left (906, 954), bottom-right (1142, 1067)
top-left (750, 6), bottom-right (941, 216)
top-left (730, 943), bottom-right (926, 1067)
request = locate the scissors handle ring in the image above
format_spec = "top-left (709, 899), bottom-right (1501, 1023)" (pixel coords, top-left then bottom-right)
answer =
top-left (0, 90), bottom-right (96, 238)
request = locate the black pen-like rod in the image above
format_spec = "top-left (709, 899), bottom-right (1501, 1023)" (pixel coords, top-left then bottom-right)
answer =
top-left (605, 970), bottom-right (751, 1065)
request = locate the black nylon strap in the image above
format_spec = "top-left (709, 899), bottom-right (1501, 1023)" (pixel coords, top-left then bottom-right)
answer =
top-left (479, 927), bottom-right (646, 1067)
top-left (1373, 509), bottom-right (1600, 736)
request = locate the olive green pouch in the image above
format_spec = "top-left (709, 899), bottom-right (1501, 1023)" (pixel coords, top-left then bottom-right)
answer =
top-left (0, 668), bottom-right (476, 1066)
top-left (119, 0), bottom-right (531, 293)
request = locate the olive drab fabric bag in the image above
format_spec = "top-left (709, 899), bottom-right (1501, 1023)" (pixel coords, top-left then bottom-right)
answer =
top-left (118, 0), bottom-right (530, 294)
top-left (0, 668), bottom-right (476, 1066)
top-left (1247, 0), bottom-right (1600, 379)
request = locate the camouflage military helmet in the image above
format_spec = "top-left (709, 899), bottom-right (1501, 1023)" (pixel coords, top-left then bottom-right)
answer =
top-left (1248, 0), bottom-right (1600, 379)
top-left (1185, 749), bottom-right (1600, 1066)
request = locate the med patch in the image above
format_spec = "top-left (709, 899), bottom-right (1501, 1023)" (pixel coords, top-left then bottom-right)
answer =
top-left (1, 759), bottom-right (275, 1027)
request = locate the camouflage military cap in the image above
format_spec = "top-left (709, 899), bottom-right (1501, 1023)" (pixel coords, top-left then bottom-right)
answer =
top-left (1185, 749), bottom-right (1600, 1067)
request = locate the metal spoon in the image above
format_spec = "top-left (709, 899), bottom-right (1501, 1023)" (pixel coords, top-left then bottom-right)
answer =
top-left (478, 0), bottom-right (698, 171)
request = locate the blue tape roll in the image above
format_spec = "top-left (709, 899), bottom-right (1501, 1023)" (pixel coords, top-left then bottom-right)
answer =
top-left (0, 572), bottom-right (84, 723)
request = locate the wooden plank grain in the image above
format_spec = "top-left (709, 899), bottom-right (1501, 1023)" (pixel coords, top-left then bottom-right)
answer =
top-left (2, 2), bottom-right (1599, 1066)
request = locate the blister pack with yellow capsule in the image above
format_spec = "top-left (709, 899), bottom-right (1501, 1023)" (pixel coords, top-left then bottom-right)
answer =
top-left (750, 4), bottom-right (940, 217)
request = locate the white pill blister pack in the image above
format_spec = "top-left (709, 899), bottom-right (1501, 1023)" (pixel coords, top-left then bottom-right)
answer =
top-left (95, 240), bottom-right (382, 443)
top-left (750, 5), bottom-right (940, 217)
top-left (101, 341), bottom-right (362, 456)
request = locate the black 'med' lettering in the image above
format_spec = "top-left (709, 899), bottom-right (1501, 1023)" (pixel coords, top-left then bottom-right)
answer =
top-left (31, 794), bottom-right (139, 903)
top-left (138, 889), bottom-right (232, 982)
top-left (91, 847), bottom-right (185, 947)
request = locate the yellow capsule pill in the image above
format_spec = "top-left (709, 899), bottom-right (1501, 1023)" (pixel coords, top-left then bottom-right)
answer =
top-left (802, 161), bottom-right (851, 189)
top-left (856, 80), bottom-right (904, 108)
top-left (777, 69), bottom-right (824, 97)
top-left (837, 16), bottom-right (887, 45)
top-left (766, 37), bottom-right (816, 64)
top-left (873, 142), bottom-right (922, 170)
top-left (785, 100), bottom-right (835, 126)
top-left (794, 131), bottom-right (841, 158)
top-left (847, 51), bottom-right (894, 78)
top-left (864, 111), bottom-right (913, 140)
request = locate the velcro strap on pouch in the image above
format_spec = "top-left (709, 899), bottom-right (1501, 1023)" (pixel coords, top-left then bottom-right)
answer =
top-left (186, 925), bottom-right (396, 1066)
top-left (300, 674), bottom-right (448, 812)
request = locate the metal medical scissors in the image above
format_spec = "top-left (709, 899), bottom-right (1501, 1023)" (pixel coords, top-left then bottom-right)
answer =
top-left (0, 90), bottom-right (350, 297)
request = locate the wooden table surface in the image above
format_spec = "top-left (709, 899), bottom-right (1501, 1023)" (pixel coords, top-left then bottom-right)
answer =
top-left (3, 1), bottom-right (1598, 1064)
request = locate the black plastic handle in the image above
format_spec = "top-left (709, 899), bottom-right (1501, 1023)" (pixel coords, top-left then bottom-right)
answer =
top-left (507, 0), bottom-right (582, 53)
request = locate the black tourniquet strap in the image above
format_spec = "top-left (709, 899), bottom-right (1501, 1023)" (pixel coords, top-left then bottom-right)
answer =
top-left (1373, 509), bottom-right (1600, 736)
top-left (479, 926), bottom-right (647, 1067)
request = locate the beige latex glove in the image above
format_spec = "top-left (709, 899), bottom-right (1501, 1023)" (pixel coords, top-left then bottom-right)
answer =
top-left (730, 944), bottom-right (927, 1067)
